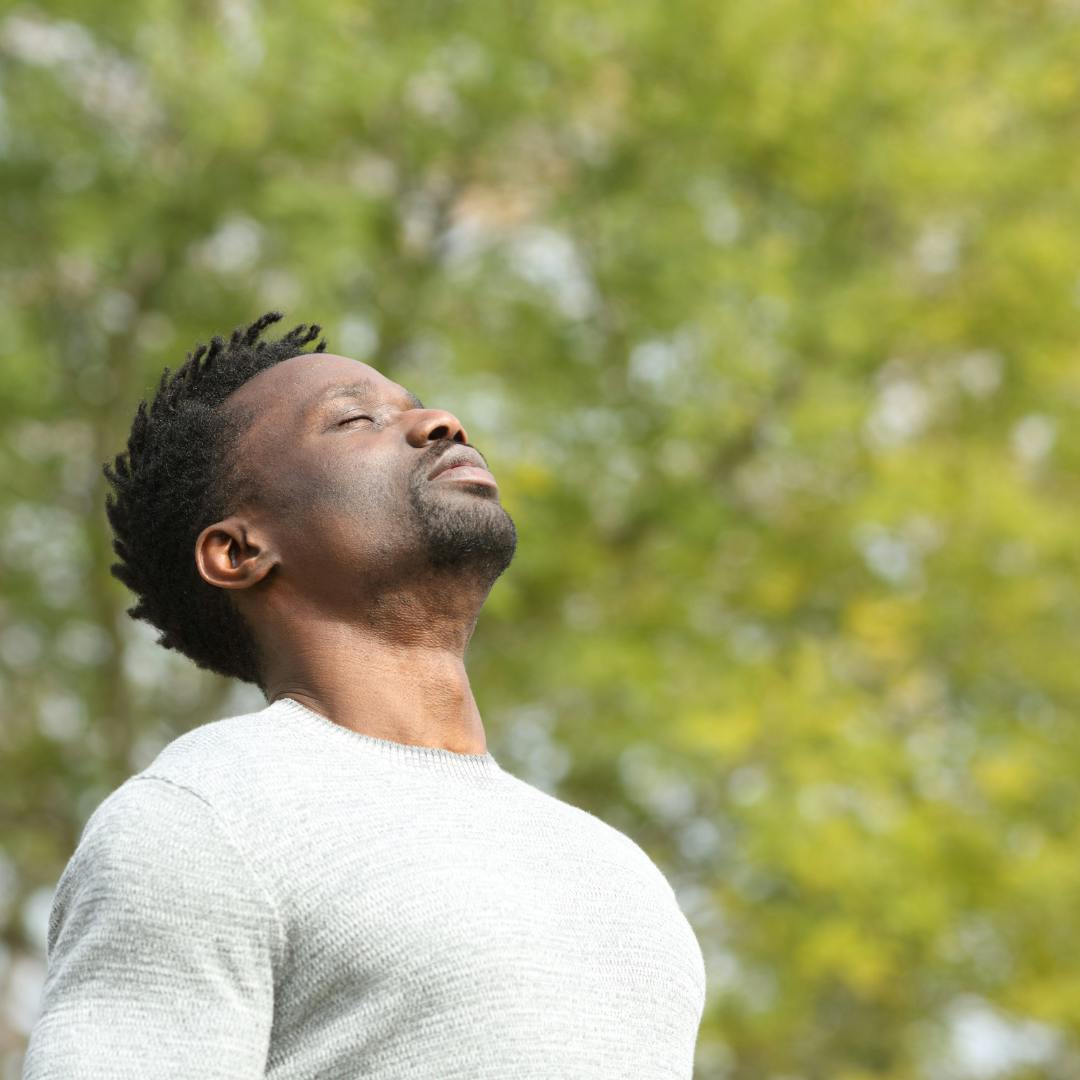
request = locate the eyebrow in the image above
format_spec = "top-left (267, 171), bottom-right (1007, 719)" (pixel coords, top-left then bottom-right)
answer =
top-left (303, 379), bottom-right (425, 419)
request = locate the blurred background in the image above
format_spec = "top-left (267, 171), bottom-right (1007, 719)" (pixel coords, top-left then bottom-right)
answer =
top-left (2, 1), bottom-right (1080, 1076)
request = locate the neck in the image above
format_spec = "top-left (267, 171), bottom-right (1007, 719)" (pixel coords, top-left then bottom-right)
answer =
top-left (252, 586), bottom-right (489, 755)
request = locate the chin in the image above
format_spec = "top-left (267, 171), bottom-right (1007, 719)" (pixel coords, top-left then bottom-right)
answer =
top-left (414, 489), bottom-right (518, 580)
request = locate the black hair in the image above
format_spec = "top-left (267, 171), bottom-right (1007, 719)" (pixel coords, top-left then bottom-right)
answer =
top-left (102, 312), bottom-right (328, 692)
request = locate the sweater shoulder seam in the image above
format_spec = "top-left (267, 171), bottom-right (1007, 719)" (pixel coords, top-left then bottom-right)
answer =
top-left (130, 773), bottom-right (288, 974)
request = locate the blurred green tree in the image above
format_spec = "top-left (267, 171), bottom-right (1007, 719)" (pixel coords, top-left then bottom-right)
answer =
top-left (2, 1), bottom-right (1080, 1076)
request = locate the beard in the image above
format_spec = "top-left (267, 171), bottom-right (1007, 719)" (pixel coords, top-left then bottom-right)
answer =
top-left (407, 471), bottom-right (518, 585)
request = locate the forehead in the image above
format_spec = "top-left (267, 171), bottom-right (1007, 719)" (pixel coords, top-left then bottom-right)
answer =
top-left (228, 353), bottom-right (420, 417)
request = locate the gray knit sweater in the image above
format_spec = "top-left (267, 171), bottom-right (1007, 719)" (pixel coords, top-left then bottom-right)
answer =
top-left (24, 697), bottom-right (707, 1078)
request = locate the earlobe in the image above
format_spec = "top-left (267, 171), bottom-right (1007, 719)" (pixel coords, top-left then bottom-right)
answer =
top-left (194, 517), bottom-right (274, 591)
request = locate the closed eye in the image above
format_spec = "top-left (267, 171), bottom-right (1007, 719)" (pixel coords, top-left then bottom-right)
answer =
top-left (338, 414), bottom-right (374, 426)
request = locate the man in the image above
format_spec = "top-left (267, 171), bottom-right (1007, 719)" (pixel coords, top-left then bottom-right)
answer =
top-left (24, 313), bottom-right (707, 1078)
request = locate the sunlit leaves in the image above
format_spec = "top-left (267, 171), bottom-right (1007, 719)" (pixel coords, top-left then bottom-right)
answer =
top-left (3, 0), bottom-right (1080, 1076)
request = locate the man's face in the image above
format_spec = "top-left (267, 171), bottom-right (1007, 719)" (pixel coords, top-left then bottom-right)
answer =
top-left (221, 353), bottom-right (517, 610)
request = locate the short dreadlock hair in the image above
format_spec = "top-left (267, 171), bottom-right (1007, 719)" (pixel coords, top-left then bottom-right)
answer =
top-left (103, 312), bottom-right (328, 691)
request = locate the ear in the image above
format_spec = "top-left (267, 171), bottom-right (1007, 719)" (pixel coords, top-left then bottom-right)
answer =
top-left (194, 516), bottom-right (276, 591)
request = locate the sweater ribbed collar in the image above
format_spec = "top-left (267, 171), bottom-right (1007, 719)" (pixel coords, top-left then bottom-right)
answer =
top-left (270, 696), bottom-right (505, 782)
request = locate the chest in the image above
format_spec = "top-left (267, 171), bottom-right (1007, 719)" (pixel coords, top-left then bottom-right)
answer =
top-left (275, 785), bottom-right (705, 1011)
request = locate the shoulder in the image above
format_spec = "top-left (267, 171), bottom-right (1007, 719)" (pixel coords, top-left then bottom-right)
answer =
top-left (55, 775), bottom-right (271, 943)
top-left (128, 701), bottom-right (289, 804)
top-left (65, 702), bottom-right (283, 863)
top-left (142, 705), bottom-right (272, 774)
top-left (54, 771), bottom-right (285, 943)
top-left (71, 774), bottom-right (247, 882)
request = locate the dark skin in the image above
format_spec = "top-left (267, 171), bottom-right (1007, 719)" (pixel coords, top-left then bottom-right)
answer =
top-left (194, 353), bottom-right (518, 755)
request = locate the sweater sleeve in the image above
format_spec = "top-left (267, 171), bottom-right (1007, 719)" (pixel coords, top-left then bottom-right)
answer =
top-left (23, 775), bottom-right (281, 1079)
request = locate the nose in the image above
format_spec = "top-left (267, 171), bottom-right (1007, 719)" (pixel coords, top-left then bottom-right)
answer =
top-left (405, 408), bottom-right (469, 447)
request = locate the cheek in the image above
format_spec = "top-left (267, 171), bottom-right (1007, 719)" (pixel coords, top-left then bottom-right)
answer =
top-left (289, 451), bottom-right (412, 539)
top-left (319, 454), bottom-right (398, 514)
top-left (257, 441), bottom-right (415, 559)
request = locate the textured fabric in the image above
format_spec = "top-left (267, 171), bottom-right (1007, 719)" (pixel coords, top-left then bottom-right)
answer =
top-left (24, 697), bottom-right (707, 1079)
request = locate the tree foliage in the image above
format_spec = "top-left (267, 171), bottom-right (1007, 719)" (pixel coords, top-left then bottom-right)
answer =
top-left (2, 1), bottom-right (1080, 1076)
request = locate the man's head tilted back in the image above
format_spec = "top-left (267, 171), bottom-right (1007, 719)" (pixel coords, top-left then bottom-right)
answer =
top-left (102, 312), bottom-right (518, 697)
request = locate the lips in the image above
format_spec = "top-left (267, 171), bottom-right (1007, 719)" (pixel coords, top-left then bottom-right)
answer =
top-left (427, 447), bottom-right (498, 489)
top-left (434, 464), bottom-right (498, 486)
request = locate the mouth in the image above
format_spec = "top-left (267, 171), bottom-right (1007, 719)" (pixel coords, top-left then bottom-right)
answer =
top-left (431, 463), bottom-right (498, 488)
top-left (427, 447), bottom-right (497, 488)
